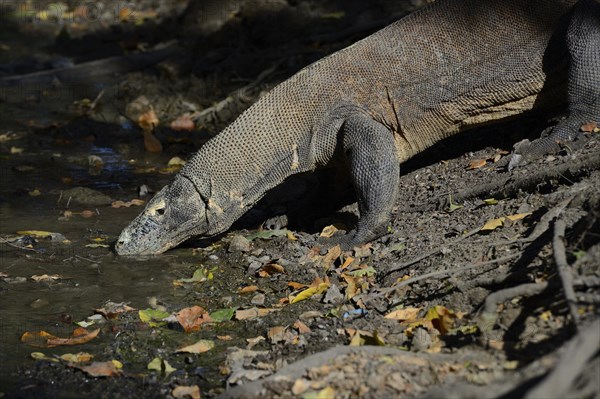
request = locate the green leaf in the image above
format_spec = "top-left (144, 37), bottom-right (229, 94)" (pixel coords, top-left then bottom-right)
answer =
top-left (147, 357), bottom-right (162, 371)
top-left (139, 308), bottom-right (169, 327)
top-left (176, 268), bottom-right (212, 284)
top-left (347, 266), bottom-right (376, 277)
top-left (210, 307), bottom-right (236, 323)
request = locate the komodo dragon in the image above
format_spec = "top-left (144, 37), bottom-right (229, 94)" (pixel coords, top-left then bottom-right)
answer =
top-left (116, 0), bottom-right (599, 256)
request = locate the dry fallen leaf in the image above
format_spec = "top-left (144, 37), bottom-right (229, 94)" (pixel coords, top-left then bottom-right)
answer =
top-left (235, 308), bottom-right (275, 320)
top-left (78, 361), bottom-right (121, 377)
top-left (294, 320), bottom-right (311, 334)
top-left (287, 281), bottom-right (308, 290)
top-left (480, 212), bottom-right (532, 231)
top-left (239, 285), bottom-right (259, 294)
top-left (319, 225), bottom-right (338, 238)
top-left (176, 306), bottom-right (212, 333)
top-left (176, 339), bottom-right (215, 354)
top-left (384, 307), bottom-right (422, 321)
top-left (467, 159), bottom-right (487, 170)
top-left (580, 121), bottom-right (598, 132)
top-left (143, 129), bottom-right (163, 153)
top-left (172, 385), bottom-right (201, 399)
top-left (138, 109), bottom-right (159, 130)
top-left (60, 352), bottom-right (94, 363)
top-left (21, 328), bottom-right (100, 348)
top-left (30, 274), bottom-right (61, 282)
top-left (95, 302), bottom-right (136, 319)
top-left (258, 263), bottom-right (285, 277)
top-left (170, 114), bottom-right (196, 132)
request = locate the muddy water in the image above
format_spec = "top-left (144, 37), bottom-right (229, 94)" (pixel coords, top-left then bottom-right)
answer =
top-left (0, 85), bottom-right (197, 389)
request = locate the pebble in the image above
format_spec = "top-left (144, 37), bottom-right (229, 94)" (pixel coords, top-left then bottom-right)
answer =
top-left (228, 234), bottom-right (251, 252)
top-left (251, 293), bottom-right (266, 306)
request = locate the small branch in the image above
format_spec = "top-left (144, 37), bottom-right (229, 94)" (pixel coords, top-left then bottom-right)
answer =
top-left (0, 237), bottom-right (39, 252)
top-left (370, 253), bottom-right (520, 300)
top-left (524, 319), bottom-right (600, 399)
top-left (383, 227), bottom-right (480, 277)
top-left (553, 219), bottom-right (580, 328)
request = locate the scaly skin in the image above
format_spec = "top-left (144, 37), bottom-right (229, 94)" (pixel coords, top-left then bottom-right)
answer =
top-left (116, 0), bottom-right (598, 256)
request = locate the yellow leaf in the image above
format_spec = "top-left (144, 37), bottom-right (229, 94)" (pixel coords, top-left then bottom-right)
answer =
top-left (60, 352), bottom-right (94, 363)
top-left (319, 225), bottom-right (338, 238)
top-left (384, 307), bottom-right (421, 321)
top-left (176, 339), bottom-right (215, 354)
top-left (167, 156), bottom-right (186, 166)
top-left (317, 386), bottom-right (336, 399)
top-left (290, 282), bottom-right (330, 304)
top-left (483, 198), bottom-right (498, 205)
top-left (480, 217), bottom-right (505, 231)
top-left (286, 231), bottom-right (297, 241)
top-left (17, 230), bottom-right (53, 238)
top-left (506, 212), bottom-right (532, 222)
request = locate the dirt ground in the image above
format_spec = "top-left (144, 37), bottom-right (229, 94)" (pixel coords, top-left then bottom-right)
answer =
top-left (0, 1), bottom-right (599, 398)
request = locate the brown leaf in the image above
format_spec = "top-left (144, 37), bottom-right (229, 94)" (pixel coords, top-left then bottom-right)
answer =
top-left (172, 385), bottom-right (201, 399)
top-left (384, 307), bottom-right (422, 321)
top-left (580, 121), bottom-right (598, 132)
top-left (170, 114), bottom-right (196, 132)
top-left (95, 302), bottom-right (136, 319)
top-left (267, 326), bottom-right (286, 343)
top-left (287, 281), bottom-right (308, 290)
top-left (467, 159), bottom-right (487, 170)
top-left (30, 274), bottom-right (61, 282)
top-left (143, 129), bottom-right (163, 153)
top-left (258, 263), bottom-right (285, 277)
top-left (235, 308), bottom-right (275, 320)
top-left (138, 109), bottom-right (159, 130)
top-left (321, 245), bottom-right (342, 269)
top-left (80, 210), bottom-right (95, 218)
top-left (239, 285), bottom-right (259, 294)
top-left (294, 320), bottom-right (311, 334)
top-left (78, 361), bottom-right (120, 377)
top-left (176, 306), bottom-right (212, 333)
top-left (176, 339), bottom-right (215, 354)
top-left (47, 328), bottom-right (100, 346)
top-left (21, 331), bottom-right (59, 347)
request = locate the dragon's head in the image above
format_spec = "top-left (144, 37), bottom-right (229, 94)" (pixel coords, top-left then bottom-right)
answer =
top-left (115, 176), bottom-right (208, 255)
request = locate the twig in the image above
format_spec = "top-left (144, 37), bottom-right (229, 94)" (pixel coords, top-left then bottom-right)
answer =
top-left (75, 255), bottom-right (99, 264)
top-left (524, 318), bottom-right (600, 399)
top-left (405, 150), bottom-right (600, 213)
top-left (383, 227), bottom-right (480, 276)
top-left (0, 237), bottom-right (39, 252)
top-left (370, 253), bottom-right (520, 300)
top-left (553, 219), bottom-right (580, 328)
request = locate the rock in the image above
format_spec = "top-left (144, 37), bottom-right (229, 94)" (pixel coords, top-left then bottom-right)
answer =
top-left (228, 234), bottom-right (251, 252)
top-left (251, 293), bottom-right (265, 306)
top-left (60, 187), bottom-right (112, 206)
top-left (411, 328), bottom-right (432, 352)
top-left (323, 284), bottom-right (344, 305)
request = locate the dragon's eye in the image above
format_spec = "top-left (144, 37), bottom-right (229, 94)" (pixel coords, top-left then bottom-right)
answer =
top-left (156, 207), bottom-right (165, 216)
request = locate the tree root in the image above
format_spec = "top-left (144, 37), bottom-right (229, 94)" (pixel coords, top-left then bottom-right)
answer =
top-left (553, 218), bottom-right (580, 328)
top-left (524, 318), bottom-right (600, 399)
